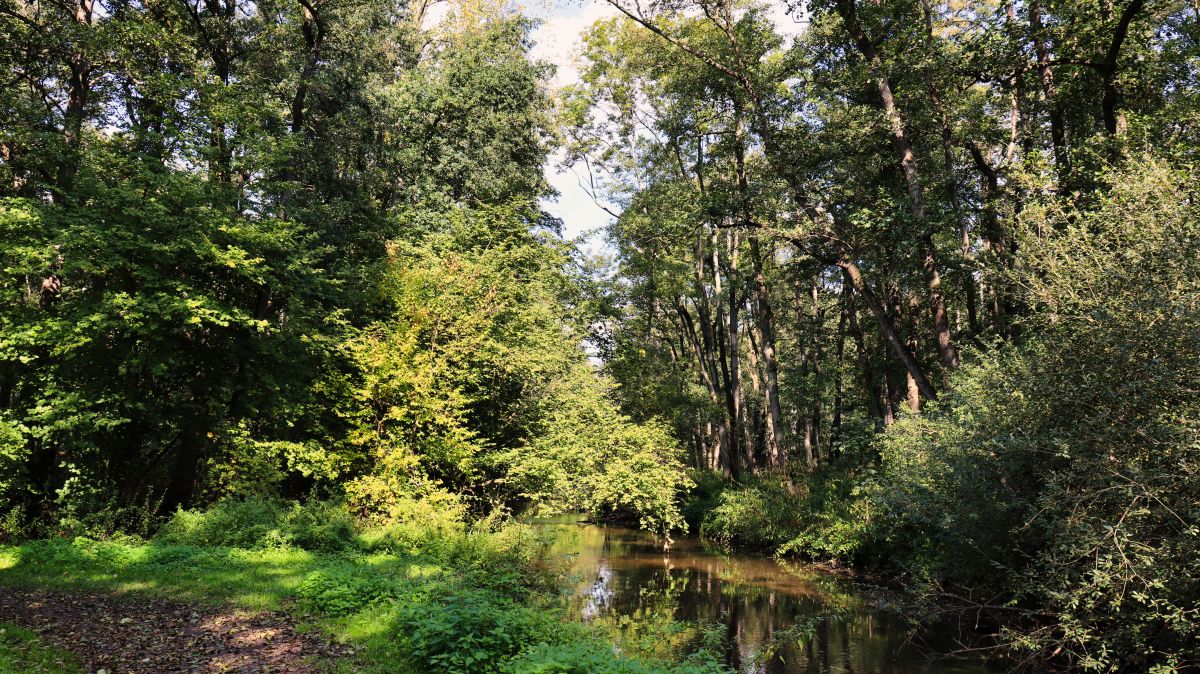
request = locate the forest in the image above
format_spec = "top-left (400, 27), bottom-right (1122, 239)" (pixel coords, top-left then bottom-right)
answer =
top-left (0, 0), bottom-right (1197, 672)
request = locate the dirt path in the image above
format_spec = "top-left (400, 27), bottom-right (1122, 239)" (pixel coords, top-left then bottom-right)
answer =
top-left (0, 587), bottom-right (352, 673)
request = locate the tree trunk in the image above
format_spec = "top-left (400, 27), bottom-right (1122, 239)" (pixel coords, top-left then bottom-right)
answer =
top-left (920, 0), bottom-right (980, 337)
top-left (831, 299), bottom-right (847, 450)
top-left (56, 0), bottom-right (95, 198)
top-left (847, 292), bottom-right (886, 431)
top-left (750, 238), bottom-right (785, 467)
top-left (1029, 0), bottom-right (1070, 177)
top-left (1099, 0), bottom-right (1145, 136)
top-left (835, 0), bottom-right (959, 372)
top-left (808, 284), bottom-right (824, 462)
top-left (837, 257), bottom-right (937, 400)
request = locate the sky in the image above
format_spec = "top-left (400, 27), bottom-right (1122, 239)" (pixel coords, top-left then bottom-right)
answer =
top-left (426, 0), bottom-right (807, 253)
top-left (526, 0), bottom-right (808, 252)
top-left (529, 0), bottom-right (623, 254)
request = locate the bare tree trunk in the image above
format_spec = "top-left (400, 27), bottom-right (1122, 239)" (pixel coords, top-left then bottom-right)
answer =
top-left (831, 298), bottom-right (847, 450)
top-left (920, 0), bottom-right (980, 337)
top-left (291, 0), bottom-right (326, 136)
top-left (710, 231), bottom-right (741, 480)
top-left (56, 0), bottom-right (95, 198)
top-left (1099, 0), bottom-right (1145, 136)
top-left (1029, 0), bottom-right (1070, 177)
top-left (847, 292), bottom-right (886, 431)
top-left (905, 296), bottom-right (921, 412)
top-left (834, 0), bottom-right (959, 373)
top-left (727, 277), bottom-right (748, 478)
top-left (676, 297), bottom-right (732, 477)
top-left (750, 238), bottom-right (786, 467)
top-left (808, 284), bottom-right (824, 462)
top-left (837, 257), bottom-right (937, 400)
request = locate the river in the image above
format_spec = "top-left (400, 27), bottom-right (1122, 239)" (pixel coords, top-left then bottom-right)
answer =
top-left (534, 517), bottom-right (996, 674)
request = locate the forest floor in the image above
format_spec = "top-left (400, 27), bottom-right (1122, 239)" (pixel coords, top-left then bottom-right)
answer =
top-left (0, 587), bottom-right (352, 673)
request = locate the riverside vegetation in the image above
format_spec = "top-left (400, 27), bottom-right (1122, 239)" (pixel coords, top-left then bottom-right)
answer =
top-left (1, 0), bottom-right (1198, 672)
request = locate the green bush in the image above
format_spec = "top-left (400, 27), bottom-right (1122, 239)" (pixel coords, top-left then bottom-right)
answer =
top-left (680, 470), bottom-right (725, 533)
top-left (360, 491), bottom-right (470, 555)
top-left (503, 641), bottom-right (727, 674)
top-left (855, 160), bottom-right (1200, 670)
top-left (156, 497), bottom-right (358, 552)
top-left (699, 470), bottom-right (870, 560)
top-left (297, 566), bottom-right (416, 615)
top-left (394, 587), bottom-right (560, 673)
top-left (699, 475), bottom-right (801, 550)
top-left (500, 364), bottom-right (693, 534)
top-left (278, 499), bottom-right (360, 553)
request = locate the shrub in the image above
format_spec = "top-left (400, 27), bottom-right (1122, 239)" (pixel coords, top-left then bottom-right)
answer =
top-left (503, 642), bottom-right (727, 674)
top-left (699, 475), bottom-right (802, 550)
top-left (359, 491), bottom-right (469, 555)
top-left (500, 364), bottom-right (693, 534)
top-left (394, 587), bottom-right (560, 673)
top-left (698, 470), bottom-right (871, 560)
top-left (298, 565), bottom-right (419, 615)
top-left (157, 497), bottom-right (358, 552)
top-left (680, 470), bottom-right (725, 533)
top-left (278, 499), bottom-right (359, 553)
top-left (856, 160), bottom-right (1200, 670)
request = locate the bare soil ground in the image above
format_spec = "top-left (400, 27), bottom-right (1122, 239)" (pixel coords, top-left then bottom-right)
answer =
top-left (0, 587), bottom-right (352, 673)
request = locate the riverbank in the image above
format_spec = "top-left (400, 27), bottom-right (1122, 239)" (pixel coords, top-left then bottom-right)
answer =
top-left (0, 499), bottom-right (729, 674)
top-left (535, 516), bottom-right (996, 674)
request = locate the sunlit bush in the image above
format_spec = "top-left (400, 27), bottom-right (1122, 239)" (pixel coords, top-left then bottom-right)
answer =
top-left (156, 497), bottom-right (358, 552)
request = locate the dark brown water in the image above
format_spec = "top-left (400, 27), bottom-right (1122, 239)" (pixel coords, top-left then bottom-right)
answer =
top-left (535, 517), bottom-right (995, 674)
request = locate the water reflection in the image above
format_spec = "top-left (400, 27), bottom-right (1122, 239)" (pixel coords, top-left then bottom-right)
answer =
top-left (535, 518), bottom-right (993, 674)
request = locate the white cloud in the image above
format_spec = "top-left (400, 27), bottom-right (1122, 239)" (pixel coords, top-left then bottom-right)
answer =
top-left (531, 0), bottom-right (806, 250)
top-left (529, 0), bottom-right (619, 88)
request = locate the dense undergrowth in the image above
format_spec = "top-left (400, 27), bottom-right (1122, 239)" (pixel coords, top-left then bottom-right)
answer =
top-left (691, 164), bottom-right (1200, 672)
top-left (0, 497), bottom-right (727, 674)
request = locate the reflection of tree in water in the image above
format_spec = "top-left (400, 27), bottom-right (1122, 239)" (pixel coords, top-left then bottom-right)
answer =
top-left (537, 519), bottom-right (993, 674)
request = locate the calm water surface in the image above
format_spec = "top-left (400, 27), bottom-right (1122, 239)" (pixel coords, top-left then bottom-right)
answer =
top-left (534, 517), bottom-right (995, 674)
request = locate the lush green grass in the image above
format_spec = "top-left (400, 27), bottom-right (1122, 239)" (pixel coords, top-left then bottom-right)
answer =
top-left (0, 537), bottom-right (519, 674)
top-left (0, 623), bottom-right (80, 674)
top-left (0, 532), bottom-right (727, 674)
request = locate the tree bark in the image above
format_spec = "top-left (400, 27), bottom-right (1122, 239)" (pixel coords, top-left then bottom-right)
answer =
top-left (56, 0), bottom-right (94, 198)
top-left (834, 0), bottom-right (959, 372)
top-left (920, 0), bottom-right (980, 337)
top-left (837, 256), bottom-right (938, 401)
top-left (750, 238), bottom-right (785, 467)
top-left (1028, 0), bottom-right (1070, 176)
top-left (1099, 0), bottom-right (1145, 136)
top-left (847, 292), bottom-right (886, 431)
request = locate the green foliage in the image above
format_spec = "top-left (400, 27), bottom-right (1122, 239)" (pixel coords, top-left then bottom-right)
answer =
top-left (860, 160), bottom-right (1200, 669)
top-left (700, 475), bottom-right (800, 551)
top-left (157, 497), bottom-right (358, 553)
top-left (503, 641), bottom-right (726, 674)
top-left (394, 587), bottom-right (559, 673)
top-left (357, 492), bottom-right (470, 553)
top-left (502, 364), bottom-right (693, 533)
top-left (679, 470), bottom-right (725, 532)
top-left (698, 470), bottom-right (867, 560)
top-left (0, 623), bottom-right (79, 674)
top-left (297, 565), bottom-right (428, 616)
top-left (690, 160), bottom-right (1200, 669)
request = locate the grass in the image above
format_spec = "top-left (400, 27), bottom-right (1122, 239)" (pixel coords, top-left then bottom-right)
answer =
top-left (1, 538), bottom-right (332, 609)
top-left (0, 623), bottom-right (81, 674)
top-left (0, 498), bottom-right (729, 674)
top-left (0, 538), bottom-right (478, 674)
top-left (0, 535), bottom-right (728, 674)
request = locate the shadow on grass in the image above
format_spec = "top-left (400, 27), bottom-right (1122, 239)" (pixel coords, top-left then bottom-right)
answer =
top-left (0, 538), bottom-right (452, 673)
top-left (0, 538), bottom-right (457, 611)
